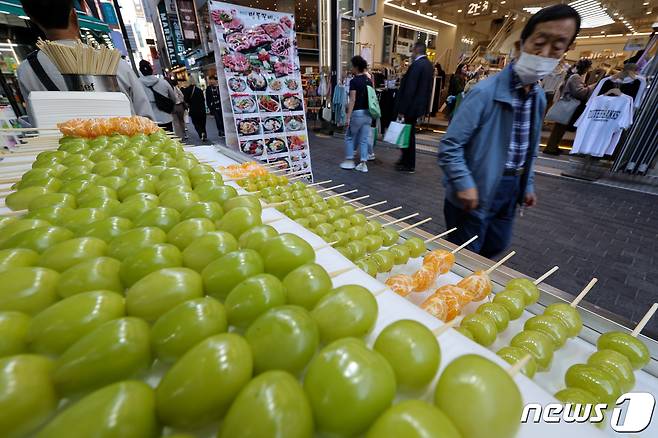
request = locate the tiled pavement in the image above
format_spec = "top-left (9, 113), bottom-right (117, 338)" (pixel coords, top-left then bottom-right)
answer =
top-left (190, 117), bottom-right (658, 338)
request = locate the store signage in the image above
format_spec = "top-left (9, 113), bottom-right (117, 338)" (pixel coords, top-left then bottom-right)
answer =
top-left (175, 0), bottom-right (201, 48)
top-left (210, 1), bottom-right (314, 180)
top-left (158, 1), bottom-right (179, 67)
top-left (465, 1), bottom-right (491, 17)
top-left (169, 13), bottom-right (187, 64)
top-left (99, 2), bottom-right (119, 26)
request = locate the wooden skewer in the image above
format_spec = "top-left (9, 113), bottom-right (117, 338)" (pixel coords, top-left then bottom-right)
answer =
top-left (485, 251), bottom-right (516, 275)
top-left (372, 287), bottom-right (388, 297)
top-left (383, 213), bottom-right (420, 227)
top-left (1, 209), bottom-right (24, 216)
top-left (570, 278), bottom-right (598, 308)
top-left (424, 227), bottom-right (458, 244)
top-left (324, 189), bottom-right (357, 200)
top-left (450, 235), bottom-right (478, 254)
top-left (533, 266), bottom-right (559, 285)
top-left (263, 217), bottom-right (285, 225)
top-left (308, 179), bottom-right (332, 187)
top-left (431, 319), bottom-right (459, 337)
top-left (367, 206), bottom-right (401, 219)
top-left (631, 303), bottom-right (658, 338)
top-left (316, 184), bottom-right (345, 194)
top-left (287, 174), bottom-right (308, 182)
top-left (398, 217), bottom-right (432, 233)
top-left (313, 240), bottom-right (340, 251)
top-left (354, 200), bottom-right (386, 212)
top-left (328, 266), bottom-right (357, 278)
top-left (507, 354), bottom-right (533, 377)
top-left (0, 127), bottom-right (59, 132)
top-left (262, 201), bottom-right (290, 209)
top-left (0, 178), bottom-right (20, 184)
top-left (344, 195), bottom-right (370, 204)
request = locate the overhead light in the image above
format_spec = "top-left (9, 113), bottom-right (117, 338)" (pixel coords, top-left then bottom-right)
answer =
top-left (612, 11), bottom-right (618, 16)
top-left (385, 1), bottom-right (457, 27)
top-left (426, 12), bottom-right (432, 15)
top-left (420, 0), bottom-right (428, 3)
top-left (18, 15), bottom-right (30, 20)
top-left (643, 1), bottom-right (650, 4)
top-left (500, 1), bottom-right (506, 4)
top-left (568, 0), bottom-right (614, 28)
top-left (523, 7), bottom-right (543, 14)
top-left (457, 9), bottom-right (463, 13)
top-left (493, 9), bottom-right (498, 13)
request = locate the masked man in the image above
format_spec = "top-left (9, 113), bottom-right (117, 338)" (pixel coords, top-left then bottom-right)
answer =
top-left (438, 4), bottom-right (581, 258)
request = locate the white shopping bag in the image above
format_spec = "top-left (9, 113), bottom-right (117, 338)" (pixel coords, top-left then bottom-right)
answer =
top-left (383, 121), bottom-right (411, 148)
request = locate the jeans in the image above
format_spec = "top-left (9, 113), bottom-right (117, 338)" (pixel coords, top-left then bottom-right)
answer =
top-left (444, 175), bottom-right (521, 258)
top-left (344, 110), bottom-right (372, 162)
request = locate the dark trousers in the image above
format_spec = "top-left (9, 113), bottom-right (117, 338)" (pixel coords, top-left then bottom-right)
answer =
top-left (399, 115), bottom-right (416, 169)
top-left (190, 114), bottom-right (207, 140)
top-left (544, 122), bottom-right (568, 154)
top-left (444, 175), bottom-right (521, 259)
top-left (212, 109), bottom-right (224, 135)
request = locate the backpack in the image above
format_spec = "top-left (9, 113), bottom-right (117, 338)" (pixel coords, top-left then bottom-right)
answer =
top-left (367, 85), bottom-right (381, 119)
top-left (148, 83), bottom-right (174, 113)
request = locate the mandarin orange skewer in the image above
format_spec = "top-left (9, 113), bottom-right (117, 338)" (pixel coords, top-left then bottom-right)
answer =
top-left (457, 251), bottom-right (516, 302)
top-left (385, 274), bottom-right (415, 297)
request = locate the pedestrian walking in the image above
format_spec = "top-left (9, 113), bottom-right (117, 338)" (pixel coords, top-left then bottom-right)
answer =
top-left (394, 42), bottom-right (434, 173)
top-left (339, 55), bottom-right (373, 173)
top-left (184, 80), bottom-right (208, 142)
top-left (138, 60), bottom-right (176, 132)
top-left (438, 4), bottom-right (582, 258)
top-left (205, 76), bottom-right (225, 137)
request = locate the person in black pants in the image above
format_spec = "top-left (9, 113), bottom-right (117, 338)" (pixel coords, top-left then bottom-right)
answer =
top-left (205, 76), bottom-right (224, 137)
top-left (395, 42), bottom-right (434, 173)
top-left (184, 80), bottom-right (207, 142)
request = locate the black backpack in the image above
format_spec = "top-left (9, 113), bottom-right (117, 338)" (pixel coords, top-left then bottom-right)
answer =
top-left (148, 83), bottom-right (174, 113)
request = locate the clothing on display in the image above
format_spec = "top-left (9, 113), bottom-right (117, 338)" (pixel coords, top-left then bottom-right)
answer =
top-left (572, 94), bottom-right (634, 157)
top-left (591, 75), bottom-right (647, 108)
top-left (332, 84), bottom-right (348, 126)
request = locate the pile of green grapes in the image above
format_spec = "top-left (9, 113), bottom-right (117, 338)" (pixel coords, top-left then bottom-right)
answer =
top-left (1, 130), bottom-right (530, 438)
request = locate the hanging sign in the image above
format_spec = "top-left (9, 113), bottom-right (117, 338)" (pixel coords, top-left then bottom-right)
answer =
top-left (176, 0), bottom-right (201, 48)
top-left (210, 1), bottom-right (313, 179)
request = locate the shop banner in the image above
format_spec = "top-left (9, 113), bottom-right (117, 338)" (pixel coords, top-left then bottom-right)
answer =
top-left (158, 1), bottom-right (182, 67)
top-left (176, 0), bottom-right (201, 48)
top-left (210, 1), bottom-right (313, 179)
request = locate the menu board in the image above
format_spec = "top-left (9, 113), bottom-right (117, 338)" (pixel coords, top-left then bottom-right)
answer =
top-left (210, 1), bottom-right (313, 178)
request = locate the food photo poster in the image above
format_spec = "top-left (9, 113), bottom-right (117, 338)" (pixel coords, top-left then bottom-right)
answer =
top-left (210, 1), bottom-right (313, 179)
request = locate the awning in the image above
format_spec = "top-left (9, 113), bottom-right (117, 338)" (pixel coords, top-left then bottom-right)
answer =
top-left (0, 0), bottom-right (110, 33)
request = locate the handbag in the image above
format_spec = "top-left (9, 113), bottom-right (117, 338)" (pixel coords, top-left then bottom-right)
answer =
top-left (321, 106), bottom-right (332, 122)
top-left (148, 83), bottom-right (175, 114)
top-left (545, 92), bottom-right (579, 125)
top-left (383, 121), bottom-right (411, 149)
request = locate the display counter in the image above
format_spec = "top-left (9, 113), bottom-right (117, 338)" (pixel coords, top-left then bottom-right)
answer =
top-left (0, 137), bottom-right (656, 437)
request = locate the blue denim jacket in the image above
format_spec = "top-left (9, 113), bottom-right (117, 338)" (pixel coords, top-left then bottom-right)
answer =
top-left (438, 65), bottom-right (546, 212)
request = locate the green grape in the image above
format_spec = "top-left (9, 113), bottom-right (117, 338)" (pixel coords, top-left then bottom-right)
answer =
top-left (372, 250), bottom-right (396, 273)
top-left (460, 313), bottom-right (498, 346)
top-left (366, 400), bottom-right (461, 438)
top-left (346, 225), bottom-right (367, 241)
top-left (78, 216), bottom-right (133, 242)
top-left (434, 354), bottom-right (523, 438)
top-left (374, 319), bottom-right (440, 391)
top-left (283, 263), bottom-right (332, 310)
top-left (156, 333), bottom-right (253, 428)
top-left (28, 192), bottom-right (76, 211)
top-left (246, 305), bottom-right (319, 375)
top-left (167, 218), bottom-right (216, 250)
top-left (304, 338), bottom-right (396, 437)
top-left (202, 249), bottom-right (265, 301)
top-left (510, 330), bottom-right (555, 371)
top-left (38, 237), bottom-right (107, 272)
top-left (389, 244), bottom-right (410, 265)
top-left (65, 208), bottom-right (108, 234)
top-left (544, 302), bottom-right (582, 338)
top-left (311, 285), bottom-right (378, 343)
top-left (497, 346), bottom-right (538, 379)
top-left (0, 219), bottom-right (52, 247)
top-left (476, 302), bottom-right (510, 332)
top-left (404, 237), bottom-right (426, 258)
top-left (151, 296), bottom-right (227, 363)
top-left (524, 315), bottom-right (569, 348)
top-left (133, 207), bottom-right (181, 232)
top-left (180, 201), bottom-right (224, 221)
top-left (492, 289), bottom-right (526, 320)
top-left (27, 290), bottom-right (125, 355)
top-left (0, 248), bottom-right (39, 272)
top-left (5, 186), bottom-right (50, 211)
top-left (119, 243), bottom-right (182, 286)
top-left (126, 267), bottom-right (203, 322)
top-left (182, 231), bottom-right (238, 272)
top-left (36, 381), bottom-right (158, 438)
top-left (0, 311), bottom-right (30, 357)
top-left (597, 331), bottom-right (650, 370)
top-left (259, 233), bottom-right (315, 278)
top-left (53, 317), bottom-right (151, 397)
top-left (588, 349), bottom-right (635, 393)
top-left (355, 257), bottom-right (379, 277)
top-left (56, 256), bottom-right (122, 298)
top-left (565, 363), bottom-right (622, 404)
top-left (219, 370), bottom-right (313, 438)
top-left (225, 273), bottom-right (287, 329)
top-left (0, 267), bottom-right (59, 314)
top-left (216, 206), bottom-right (262, 238)
top-left (0, 226), bottom-right (73, 253)
top-left (454, 326), bottom-right (475, 341)
top-left (107, 227), bottom-right (167, 260)
top-left (380, 227), bottom-right (400, 246)
top-left (506, 278), bottom-right (540, 305)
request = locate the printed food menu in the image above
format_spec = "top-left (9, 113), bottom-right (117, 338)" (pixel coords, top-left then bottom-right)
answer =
top-left (211, 1), bottom-right (313, 179)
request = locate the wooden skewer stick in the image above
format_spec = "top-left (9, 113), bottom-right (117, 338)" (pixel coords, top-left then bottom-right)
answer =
top-left (367, 206), bottom-right (401, 219)
top-left (570, 278), bottom-right (598, 308)
top-left (0, 127), bottom-right (58, 132)
top-left (424, 227), bottom-right (458, 244)
top-left (631, 303), bottom-right (658, 338)
top-left (313, 240), bottom-right (340, 251)
top-left (344, 195), bottom-right (370, 204)
top-left (450, 235), bottom-right (478, 254)
top-left (263, 217), bottom-right (285, 225)
top-left (354, 200), bottom-right (386, 212)
top-left (383, 213), bottom-right (420, 227)
top-left (431, 319), bottom-right (460, 337)
top-left (0, 178), bottom-right (19, 184)
top-left (316, 184), bottom-right (345, 194)
top-left (507, 354), bottom-right (533, 377)
top-left (372, 287), bottom-right (388, 297)
top-left (287, 174), bottom-right (308, 182)
top-left (485, 251), bottom-right (516, 275)
top-left (328, 266), bottom-right (357, 278)
top-left (398, 217), bottom-right (432, 233)
top-left (533, 266), bottom-right (559, 285)
top-left (308, 179), bottom-right (332, 187)
top-left (1, 209), bottom-right (24, 216)
top-left (324, 189), bottom-right (358, 200)
top-left (262, 201), bottom-right (290, 209)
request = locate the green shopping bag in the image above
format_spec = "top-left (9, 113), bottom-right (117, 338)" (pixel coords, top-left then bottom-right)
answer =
top-left (383, 121), bottom-right (411, 149)
top-left (367, 85), bottom-right (381, 119)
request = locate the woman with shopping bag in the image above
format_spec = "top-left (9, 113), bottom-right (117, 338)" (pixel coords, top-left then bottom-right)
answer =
top-left (340, 56), bottom-right (375, 173)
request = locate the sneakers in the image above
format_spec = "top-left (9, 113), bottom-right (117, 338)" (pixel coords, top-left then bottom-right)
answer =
top-left (340, 160), bottom-right (356, 170)
top-left (367, 153), bottom-right (376, 161)
top-left (355, 162), bottom-right (368, 173)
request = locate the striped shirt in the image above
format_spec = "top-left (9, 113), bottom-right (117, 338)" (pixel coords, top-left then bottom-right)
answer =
top-left (506, 67), bottom-right (538, 169)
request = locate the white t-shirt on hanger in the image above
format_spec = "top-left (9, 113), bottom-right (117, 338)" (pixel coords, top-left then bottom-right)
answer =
top-left (571, 94), bottom-right (634, 157)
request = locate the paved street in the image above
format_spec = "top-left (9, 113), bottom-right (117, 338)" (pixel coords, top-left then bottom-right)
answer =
top-left (190, 116), bottom-right (658, 337)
